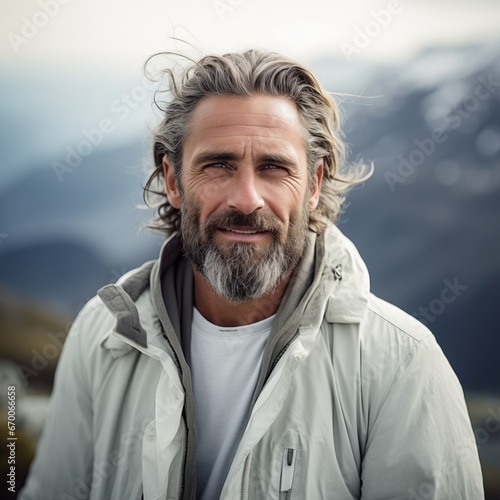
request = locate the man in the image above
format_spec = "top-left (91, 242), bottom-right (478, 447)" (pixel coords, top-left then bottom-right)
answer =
top-left (20, 49), bottom-right (483, 500)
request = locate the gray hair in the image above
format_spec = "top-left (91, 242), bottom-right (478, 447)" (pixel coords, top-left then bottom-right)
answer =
top-left (143, 49), bottom-right (371, 235)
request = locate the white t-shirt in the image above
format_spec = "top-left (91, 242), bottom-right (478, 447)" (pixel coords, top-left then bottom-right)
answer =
top-left (190, 308), bottom-right (274, 500)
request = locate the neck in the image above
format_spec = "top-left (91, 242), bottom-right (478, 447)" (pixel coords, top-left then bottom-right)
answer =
top-left (192, 269), bottom-right (289, 327)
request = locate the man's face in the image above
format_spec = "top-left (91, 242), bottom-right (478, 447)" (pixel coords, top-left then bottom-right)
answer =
top-left (164, 94), bottom-right (322, 302)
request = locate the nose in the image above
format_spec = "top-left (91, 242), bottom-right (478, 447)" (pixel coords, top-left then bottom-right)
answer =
top-left (226, 171), bottom-right (265, 214)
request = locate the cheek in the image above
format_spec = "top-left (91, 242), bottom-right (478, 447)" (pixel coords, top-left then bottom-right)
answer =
top-left (182, 192), bottom-right (221, 227)
top-left (265, 184), bottom-right (309, 220)
top-left (184, 175), bottom-right (228, 211)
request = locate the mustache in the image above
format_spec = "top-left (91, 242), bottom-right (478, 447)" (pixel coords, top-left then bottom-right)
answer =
top-left (204, 210), bottom-right (281, 234)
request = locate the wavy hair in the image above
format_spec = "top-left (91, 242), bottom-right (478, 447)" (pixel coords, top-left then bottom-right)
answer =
top-left (143, 49), bottom-right (371, 236)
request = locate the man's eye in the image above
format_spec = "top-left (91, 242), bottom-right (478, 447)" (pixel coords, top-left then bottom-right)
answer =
top-left (263, 164), bottom-right (287, 172)
top-left (206, 163), bottom-right (226, 169)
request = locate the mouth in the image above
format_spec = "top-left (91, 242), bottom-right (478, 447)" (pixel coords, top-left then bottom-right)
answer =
top-left (223, 227), bottom-right (261, 234)
top-left (217, 226), bottom-right (271, 242)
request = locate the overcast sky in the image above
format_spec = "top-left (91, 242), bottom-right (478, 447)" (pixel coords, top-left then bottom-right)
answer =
top-left (2, 0), bottom-right (500, 75)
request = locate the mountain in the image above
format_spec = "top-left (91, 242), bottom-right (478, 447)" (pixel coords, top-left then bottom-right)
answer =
top-left (310, 41), bottom-right (500, 392)
top-left (0, 239), bottom-right (113, 316)
top-left (0, 41), bottom-right (499, 393)
top-left (0, 142), bottom-right (162, 314)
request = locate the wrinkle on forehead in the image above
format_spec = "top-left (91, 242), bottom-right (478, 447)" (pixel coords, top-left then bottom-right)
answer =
top-left (185, 95), bottom-right (308, 151)
top-left (194, 112), bottom-right (298, 132)
top-left (192, 124), bottom-right (299, 142)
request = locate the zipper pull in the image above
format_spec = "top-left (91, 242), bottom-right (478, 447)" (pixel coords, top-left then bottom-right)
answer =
top-left (280, 448), bottom-right (296, 497)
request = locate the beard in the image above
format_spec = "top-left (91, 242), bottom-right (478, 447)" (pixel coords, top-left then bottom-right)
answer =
top-left (180, 201), bottom-right (309, 303)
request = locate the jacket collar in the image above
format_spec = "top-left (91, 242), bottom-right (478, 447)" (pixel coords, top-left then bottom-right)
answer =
top-left (321, 224), bottom-right (370, 324)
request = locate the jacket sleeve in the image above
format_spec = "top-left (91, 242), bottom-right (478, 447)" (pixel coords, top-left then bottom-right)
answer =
top-left (19, 301), bottom-right (96, 500)
top-left (359, 334), bottom-right (484, 500)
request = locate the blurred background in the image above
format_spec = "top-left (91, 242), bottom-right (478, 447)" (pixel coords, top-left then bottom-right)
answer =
top-left (1, 0), bottom-right (499, 497)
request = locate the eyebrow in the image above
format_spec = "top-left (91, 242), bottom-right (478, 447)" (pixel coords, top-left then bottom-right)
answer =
top-left (192, 151), bottom-right (298, 167)
top-left (193, 152), bottom-right (239, 165)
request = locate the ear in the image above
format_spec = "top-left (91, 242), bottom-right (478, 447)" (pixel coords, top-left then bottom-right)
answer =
top-left (308, 162), bottom-right (323, 211)
top-left (162, 155), bottom-right (182, 209)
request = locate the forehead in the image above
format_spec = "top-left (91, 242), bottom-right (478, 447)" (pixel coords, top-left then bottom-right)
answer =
top-left (184, 94), bottom-right (307, 152)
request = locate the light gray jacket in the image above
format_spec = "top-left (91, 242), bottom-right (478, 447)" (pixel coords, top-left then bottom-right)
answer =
top-left (20, 224), bottom-right (484, 500)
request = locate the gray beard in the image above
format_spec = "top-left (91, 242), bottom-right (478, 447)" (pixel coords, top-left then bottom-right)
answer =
top-left (180, 205), bottom-right (309, 302)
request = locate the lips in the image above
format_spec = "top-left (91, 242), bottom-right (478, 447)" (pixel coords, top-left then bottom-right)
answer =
top-left (205, 212), bottom-right (278, 239)
top-left (216, 226), bottom-right (271, 243)
top-left (223, 227), bottom-right (262, 234)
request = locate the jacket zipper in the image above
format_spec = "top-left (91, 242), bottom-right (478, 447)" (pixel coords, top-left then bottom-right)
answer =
top-left (267, 334), bottom-right (298, 381)
top-left (238, 328), bottom-right (303, 497)
top-left (178, 424), bottom-right (188, 500)
top-left (240, 454), bottom-right (252, 499)
top-left (280, 448), bottom-right (297, 499)
top-left (161, 331), bottom-right (189, 500)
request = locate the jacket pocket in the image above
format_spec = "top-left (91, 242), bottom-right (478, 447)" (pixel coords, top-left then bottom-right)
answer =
top-left (279, 448), bottom-right (297, 500)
